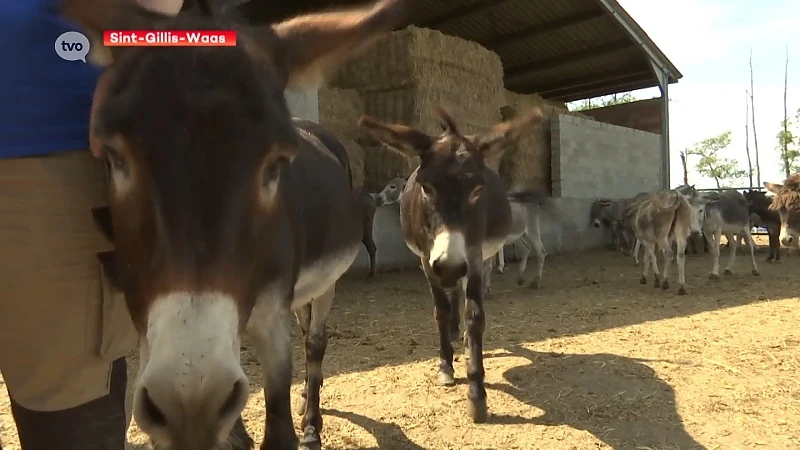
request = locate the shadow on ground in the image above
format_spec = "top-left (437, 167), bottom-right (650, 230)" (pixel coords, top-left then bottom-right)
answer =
top-left (317, 343), bottom-right (706, 450)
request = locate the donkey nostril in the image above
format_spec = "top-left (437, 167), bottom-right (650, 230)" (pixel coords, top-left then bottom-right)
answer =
top-left (219, 379), bottom-right (249, 419)
top-left (140, 387), bottom-right (168, 428)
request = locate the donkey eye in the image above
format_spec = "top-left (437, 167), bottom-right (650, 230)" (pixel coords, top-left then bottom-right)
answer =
top-left (421, 183), bottom-right (435, 196)
top-left (105, 147), bottom-right (128, 173)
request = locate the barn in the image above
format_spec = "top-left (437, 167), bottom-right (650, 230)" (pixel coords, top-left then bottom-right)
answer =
top-left (240, 0), bottom-right (684, 269)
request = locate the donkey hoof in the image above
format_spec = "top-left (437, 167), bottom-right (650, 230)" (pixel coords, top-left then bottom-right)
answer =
top-left (660, 280), bottom-right (670, 290)
top-left (294, 395), bottom-right (308, 417)
top-left (723, 269), bottom-right (733, 276)
top-left (516, 278), bottom-right (526, 287)
top-left (467, 398), bottom-right (488, 424)
top-left (297, 426), bottom-right (321, 450)
top-left (709, 273), bottom-right (720, 280)
top-left (639, 276), bottom-right (647, 285)
top-left (678, 287), bottom-right (687, 295)
top-left (496, 268), bottom-right (505, 274)
top-left (437, 369), bottom-right (455, 387)
top-left (752, 269), bottom-right (760, 276)
top-left (633, 261), bottom-right (640, 267)
top-left (653, 279), bottom-right (661, 288)
top-left (528, 280), bottom-right (540, 289)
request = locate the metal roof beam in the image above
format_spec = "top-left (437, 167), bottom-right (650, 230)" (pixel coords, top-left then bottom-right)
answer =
top-left (483, 10), bottom-right (606, 50)
top-left (511, 68), bottom-right (650, 96)
top-left (419, 0), bottom-right (513, 28)
top-left (550, 79), bottom-right (656, 102)
top-left (504, 39), bottom-right (633, 78)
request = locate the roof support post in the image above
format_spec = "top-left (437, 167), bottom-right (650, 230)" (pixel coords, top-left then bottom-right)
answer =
top-left (650, 60), bottom-right (670, 190)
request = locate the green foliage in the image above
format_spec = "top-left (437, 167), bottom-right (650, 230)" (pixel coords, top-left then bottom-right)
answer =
top-left (571, 92), bottom-right (638, 111)
top-left (777, 108), bottom-right (800, 177)
top-left (686, 130), bottom-right (748, 188)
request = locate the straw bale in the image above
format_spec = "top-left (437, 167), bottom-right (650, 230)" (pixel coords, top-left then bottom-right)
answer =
top-left (361, 145), bottom-right (419, 193)
top-left (340, 137), bottom-right (365, 190)
top-left (333, 26), bottom-right (504, 95)
top-left (318, 87), bottom-right (363, 141)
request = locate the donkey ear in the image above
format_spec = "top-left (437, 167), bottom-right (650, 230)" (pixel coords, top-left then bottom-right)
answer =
top-left (358, 115), bottom-right (433, 158)
top-left (470, 107), bottom-right (544, 159)
top-left (270, 0), bottom-right (408, 89)
top-left (59, 0), bottom-right (174, 67)
top-left (764, 181), bottom-right (783, 194)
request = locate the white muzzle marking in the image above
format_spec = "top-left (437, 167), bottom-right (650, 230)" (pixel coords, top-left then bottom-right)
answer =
top-left (429, 229), bottom-right (467, 267)
top-left (134, 292), bottom-right (247, 446)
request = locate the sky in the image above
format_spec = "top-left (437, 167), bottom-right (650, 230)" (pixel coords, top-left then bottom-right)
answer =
top-left (569, 0), bottom-right (800, 189)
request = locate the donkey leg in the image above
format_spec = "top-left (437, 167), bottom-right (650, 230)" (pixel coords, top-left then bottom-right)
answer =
top-left (648, 243), bottom-right (662, 288)
top-left (248, 301), bottom-right (297, 450)
top-left (463, 258), bottom-right (489, 423)
top-left (297, 286), bottom-right (335, 450)
top-left (528, 230), bottom-right (546, 290)
top-left (768, 224), bottom-right (781, 262)
top-left (496, 246), bottom-right (506, 274)
top-left (482, 259), bottom-right (493, 299)
top-left (676, 236), bottom-right (688, 295)
top-left (658, 238), bottom-right (674, 291)
top-left (423, 262), bottom-right (457, 386)
top-left (633, 239), bottom-right (642, 266)
top-left (294, 304), bottom-right (312, 416)
top-left (708, 229), bottom-right (722, 279)
top-left (639, 241), bottom-right (652, 285)
top-left (364, 238), bottom-right (377, 281)
top-left (743, 229), bottom-right (760, 275)
top-left (515, 236), bottom-right (532, 287)
top-left (723, 232), bottom-right (738, 275)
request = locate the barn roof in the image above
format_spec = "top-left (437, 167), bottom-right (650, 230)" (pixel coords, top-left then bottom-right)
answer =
top-left (238, 0), bottom-right (683, 102)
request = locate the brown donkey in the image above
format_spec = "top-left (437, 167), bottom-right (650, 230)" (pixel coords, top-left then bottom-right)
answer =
top-left (358, 106), bottom-right (543, 423)
top-left (61, 1), bottom-right (408, 449)
top-left (764, 174), bottom-right (800, 249)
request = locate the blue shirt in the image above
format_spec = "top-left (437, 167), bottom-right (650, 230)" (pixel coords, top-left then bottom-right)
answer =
top-left (0, 0), bottom-right (102, 159)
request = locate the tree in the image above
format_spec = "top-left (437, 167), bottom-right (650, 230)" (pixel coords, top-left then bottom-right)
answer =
top-left (744, 89), bottom-right (753, 187)
top-left (679, 149), bottom-right (689, 186)
top-left (571, 92), bottom-right (638, 111)
top-left (686, 131), bottom-right (748, 188)
top-left (777, 108), bottom-right (800, 176)
top-left (750, 49), bottom-right (762, 186)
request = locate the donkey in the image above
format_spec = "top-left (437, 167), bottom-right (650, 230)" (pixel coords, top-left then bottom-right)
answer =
top-left (590, 197), bottom-right (629, 251)
top-left (675, 185), bottom-right (760, 279)
top-left (743, 189), bottom-right (781, 262)
top-left (358, 106), bottom-right (544, 423)
top-left (63, 0), bottom-right (408, 449)
top-left (595, 192), bottom-right (650, 263)
top-left (374, 176), bottom-right (407, 206)
top-left (632, 189), bottom-right (697, 294)
top-left (764, 175), bottom-right (800, 250)
top-left (487, 191), bottom-right (550, 290)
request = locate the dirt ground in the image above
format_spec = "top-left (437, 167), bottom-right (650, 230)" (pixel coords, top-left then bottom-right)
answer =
top-left (2, 236), bottom-right (799, 450)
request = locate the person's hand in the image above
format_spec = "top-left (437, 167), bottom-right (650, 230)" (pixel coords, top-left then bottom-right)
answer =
top-left (136, 0), bottom-right (184, 15)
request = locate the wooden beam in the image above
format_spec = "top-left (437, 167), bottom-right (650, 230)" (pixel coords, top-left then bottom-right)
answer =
top-left (482, 10), bottom-right (606, 49)
top-left (419, 0), bottom-right (514, 28)
top-left (504, 39), bottom-right (633, 78)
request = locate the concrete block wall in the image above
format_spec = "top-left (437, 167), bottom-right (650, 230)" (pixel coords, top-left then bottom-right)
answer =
top-left (551, 114), bottom-right (662, 199)
top-left (285, 88), bottom-right (319, 122)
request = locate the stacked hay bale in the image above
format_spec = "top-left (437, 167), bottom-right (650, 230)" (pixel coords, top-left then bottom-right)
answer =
top-left (317, 87), bottom-right (366, 189)
top-left (332, 26), bottom-right (506, 192)
top-left (498, 90), bottom-right (594, 192)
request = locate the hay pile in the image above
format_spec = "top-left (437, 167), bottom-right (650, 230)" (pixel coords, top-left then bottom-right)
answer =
top-left (317, 87), bottom-right (365, 189)
top-left (333, 26), bottom-right (506, 190)
top-left (497, 90), bottom-right (594, 192)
